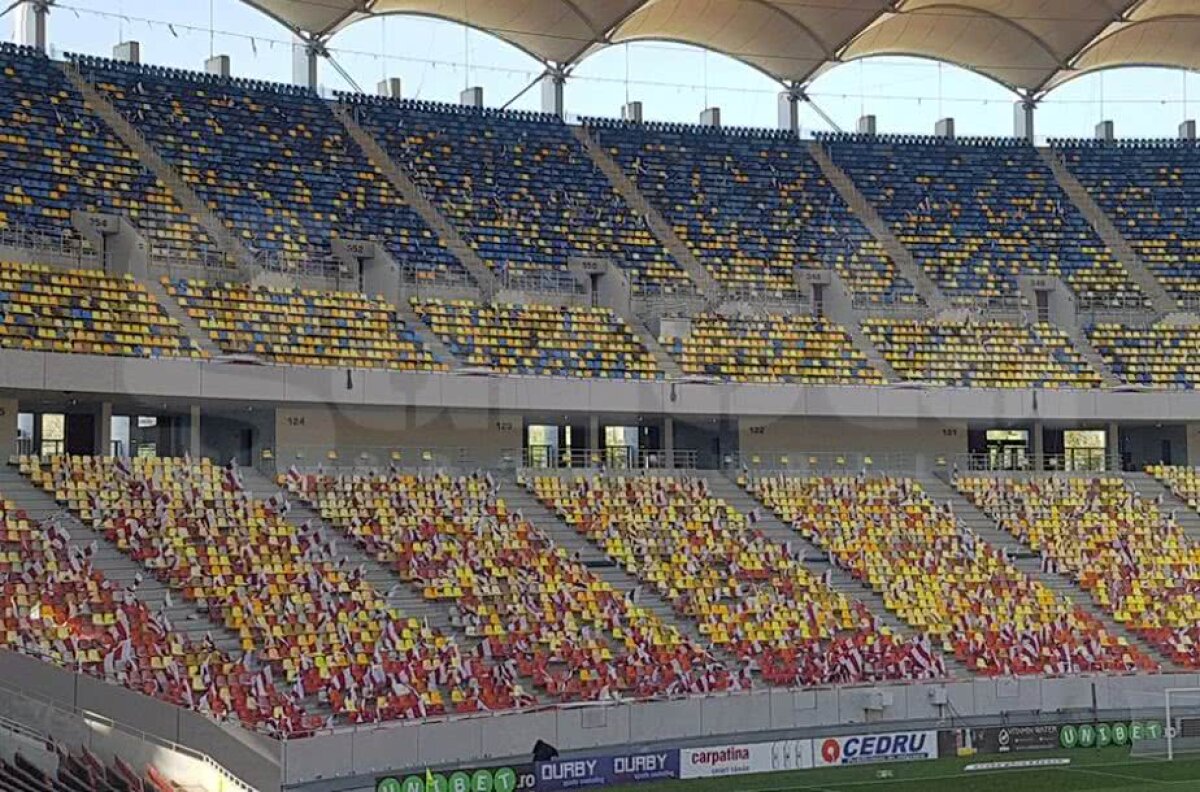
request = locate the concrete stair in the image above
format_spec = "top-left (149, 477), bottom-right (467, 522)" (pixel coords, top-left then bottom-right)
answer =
top-left (0, 466), bottom-right (243, 654)
top-left (394, 297), bottom-right (462, 371)
top-left (237, 469), bottom-right (464, 642)
top-left (501, 474), bottom-right (722, 655)
top-left (569, 125), bottom-right (719, 302)
top-left (57, 61), bottom-right (254, 269)
top-left (1063, 324), bottom-right (1121, 387)
top-left (1124, 472), bottom-right (1200, 544)
top-left (704, 474), bottom-right (917, 642)
top-left (842, 319), bottom-right (899, 383)
top-left (709, 472), bottom-right (980, 677)
top-left (627, 317), bottom-right (684, 379)
top-left (915, 470), bottom-right (1183, 671)
top-left (331, 104), bottom-right (499, 296)
top-left (914, 471), bottom-right (1034, 559)
top-left (807, 141), bottom-right (948, 311)
top-left (142, 276), bottom-right (223, 358)
top-left (1036, 147), bottom-right (1175, 314)
top-left (1011, 553), bottom-right (1182, 672)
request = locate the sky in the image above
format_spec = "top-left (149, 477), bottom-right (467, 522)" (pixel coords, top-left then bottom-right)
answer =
top-left (15, 0), bottom-right (1200, 141)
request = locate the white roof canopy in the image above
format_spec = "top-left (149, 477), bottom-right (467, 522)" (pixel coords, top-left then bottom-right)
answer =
top-left (242, 0), bottom-right (1200, 96)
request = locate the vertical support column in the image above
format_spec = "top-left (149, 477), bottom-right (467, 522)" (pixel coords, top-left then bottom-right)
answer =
top-left (663, 417), bottom-right (675, 469)
top-left (190, 405), bottom-right (201, 459)
top-left (541, 65), bottom-right (566, 119)
top-left (589, 415), bottom-right (601, 462)
top-left (1032, 420), bottom-right (1044, 472)
top-left (1014, 98), bottom-right (1036, 142)
top-left (95, 403), bottom-right (113, 457)
top-left (0, 397), bottom-right (17, 458)
top-left (777, 83), bottom-right (801, 134)
top-left (1107, 422), bottom-right (1120, 472)
top-left (292, 34), bottom-right (320, 90)
top-left (15, 0), bottom-right (49, 52)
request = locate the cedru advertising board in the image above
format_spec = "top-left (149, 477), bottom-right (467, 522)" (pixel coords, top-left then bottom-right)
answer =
top-left (814, 731), bottom-right (938, 767)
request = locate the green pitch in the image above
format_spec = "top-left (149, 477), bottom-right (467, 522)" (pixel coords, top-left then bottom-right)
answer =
top-left (605, 747), bottom-right (1200, 791)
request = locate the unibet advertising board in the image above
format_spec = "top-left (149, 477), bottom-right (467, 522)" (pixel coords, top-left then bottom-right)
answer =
top-left (1059, 721), bottom-right (1163, 749)
top-left (376, 763), bottom-right (533, 792)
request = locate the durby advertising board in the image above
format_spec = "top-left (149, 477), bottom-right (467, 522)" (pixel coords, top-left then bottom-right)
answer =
top-left (535, 750), bottom-right (679, 790)
top-left (814, 731), bottom-right (938, 767)
top-left (678, 739), bottom-right (814, 779)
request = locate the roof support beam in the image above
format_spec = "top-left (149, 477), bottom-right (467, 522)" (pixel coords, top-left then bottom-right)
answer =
top-left (541, 63), bottom-right (568, 118)
top-left (292, 33), bottom-right (324, 90)
top-left (1014, 92), bottom-right (1038, 142)
top-left (13, 0), bottom-right (51, 52)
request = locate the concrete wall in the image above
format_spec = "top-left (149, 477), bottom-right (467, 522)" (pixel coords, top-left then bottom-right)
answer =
top-left (283, 671), bottom-right (1200, 789)
top-left (5, 650), bottom-right (1196, 792)
top-left (738, 417), bottom-right (968, 468)
top-left (4, 351), bottom-right (1200, 428)
top-left (273, 406), bottom-right (523, 468)
top-left (0, 652), bottom-right (281, 791)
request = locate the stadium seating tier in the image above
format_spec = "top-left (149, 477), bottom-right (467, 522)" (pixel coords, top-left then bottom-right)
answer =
top-left (1088, 323), bottom-right (1200, 389)
top-left (824, 135), bottom-right (1143, 306)
top-left (586, 120), bottom-right (918, 304)
top-left (661, 313), bottom-right (883, 384)
top-left (957, 473), bottom-right (1200, 669)
top-left (865, 319), bottom-right (1102, 389)
top-left (345, 97), bottom-right (689, 292)
top-left (284, 469), bottom-right (735, 700)
top-left (413, 298), bottom-right (661, 379)
top-left (528, 473), bottom-right (947, 687)
top-left (0, 262), bottom-right (202, 358)
top-left (71, 55), bottom-right (464, 280)
top-left (0, 489), bottom-right (315, 735)
top-left (0, 44), bottom-right (213, 260)
top-left (746, 474), bottom-right (1154, 676)
top-left (21, 455), bottom-right (528, 725)
top-left (1055, 140), bottom-right (1200, 302)
top-left (165, 278), bottom-right (443, 370)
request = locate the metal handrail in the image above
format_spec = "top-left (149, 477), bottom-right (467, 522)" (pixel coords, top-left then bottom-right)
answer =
top-left (950, 451), bottom-right (1124, 474)
top-left (274, 446), bottom-right (520, 471)
top-left (0, 224), bottom-right (96, 262)
top-left (521, 446), bottom-right (699, 470)
top-left (725, 451), bottom-right (919, 473)
top-left (496, 267), bottom-right (586, 296)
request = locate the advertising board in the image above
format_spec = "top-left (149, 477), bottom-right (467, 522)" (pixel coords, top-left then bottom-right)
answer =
top-left (377, 764), bottom-right (534, 792)
top-left (535, 750), bottom-right (679, 790)
top-left (814, 731), bottom-right (938, 767)
top-left (678, 739), bottom-right (813, 779)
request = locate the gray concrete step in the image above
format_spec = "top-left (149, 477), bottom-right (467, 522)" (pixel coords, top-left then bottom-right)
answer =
top-left (569, 125), bottom-right (718, 301)
top-left (241, 468), bottom-right (462, 638)
top-left (705, 473), bottom-right (916, 639)
top-left (504, 473), bottom-right (725, 656)
top-left (58, 61), bottom-right (254, 268)
top-left (807, 141), bottom-right (947, 311)
top-left (1124, 472), bottom-right (1200, 544)
top-left (1037, 147), bottom-right (1174, 314)
top-left (332, 104), bottom-right (498, 295)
